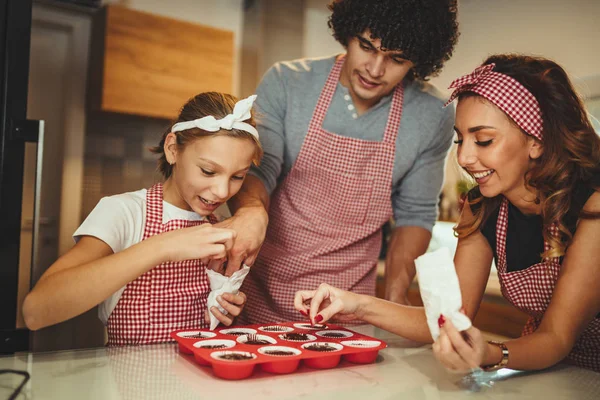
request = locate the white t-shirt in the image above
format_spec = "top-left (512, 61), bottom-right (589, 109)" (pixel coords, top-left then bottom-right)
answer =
top-left (73, 189), bottom-right (207, 325)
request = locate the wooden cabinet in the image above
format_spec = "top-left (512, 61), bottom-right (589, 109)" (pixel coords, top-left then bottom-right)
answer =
top-left (89, 5), bottom-right (234, 119)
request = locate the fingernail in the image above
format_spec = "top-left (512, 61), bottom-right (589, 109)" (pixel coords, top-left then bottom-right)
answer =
top-left (299, 310), bottom-right (308, 316)
top-left (315, 314), bottom-right (323, 323)
top-left (460, 307), bottom-right (466, 314)
top-left (217, 295), bottom-right (222, 302)
top-left (438, 314), bottom-right (446, 328)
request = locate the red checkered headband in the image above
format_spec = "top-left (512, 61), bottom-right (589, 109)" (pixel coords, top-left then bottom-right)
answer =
top-left (444, 63), bottom-right (544, 141)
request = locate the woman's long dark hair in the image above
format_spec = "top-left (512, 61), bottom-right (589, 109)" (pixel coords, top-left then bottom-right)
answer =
top-left (455, 54), bottom-right (600, 258)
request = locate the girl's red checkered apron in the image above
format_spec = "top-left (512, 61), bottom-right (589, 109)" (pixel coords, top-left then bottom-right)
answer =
top-left (496, 198), bottom-right (600, 371)
top-left (107, 183), bottom-right (217, 346)
top-left (241, 56), bottom-right (403, 324)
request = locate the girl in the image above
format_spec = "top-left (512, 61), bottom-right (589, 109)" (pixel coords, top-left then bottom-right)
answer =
top-left (294, 55), bottom-right (600, 372)
top-left (23, 92), bottom-right (263, 346)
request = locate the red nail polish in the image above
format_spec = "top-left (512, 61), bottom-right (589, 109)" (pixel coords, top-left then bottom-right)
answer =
top-left (299, 310), bottom-right (308, 316)
top-left (438, 314), bottom-right (446, 328)
top-left (315, 314), bottom-right (323, 323)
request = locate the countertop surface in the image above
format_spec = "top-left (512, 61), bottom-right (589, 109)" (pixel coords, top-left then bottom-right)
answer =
top-left (1, 325), bottom-right (599, 399)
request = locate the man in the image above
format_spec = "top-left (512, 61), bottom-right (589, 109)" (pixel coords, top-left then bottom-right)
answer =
top-left (220, 0), bottom-right (459, 323)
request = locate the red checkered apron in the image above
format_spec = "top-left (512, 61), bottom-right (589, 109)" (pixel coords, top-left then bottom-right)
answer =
top-left (107, 183), bottom-right (217, 346)
top-left (496, 198), bottom-right (600, 371)
top-left (241, 56), bottom-right (403, 324)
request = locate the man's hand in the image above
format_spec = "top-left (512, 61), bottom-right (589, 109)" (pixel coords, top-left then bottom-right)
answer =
top-left (214, 205), bottom-right (268, 276)
top-left (217, 175), bottom-right (270, 276)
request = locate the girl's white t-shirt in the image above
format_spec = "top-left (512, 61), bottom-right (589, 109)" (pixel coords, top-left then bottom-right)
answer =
top-left (73, 189), bottom-right (206, 325)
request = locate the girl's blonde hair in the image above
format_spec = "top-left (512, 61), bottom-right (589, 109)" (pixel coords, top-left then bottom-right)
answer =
top-left (151, 92), bottom-right (263, 179)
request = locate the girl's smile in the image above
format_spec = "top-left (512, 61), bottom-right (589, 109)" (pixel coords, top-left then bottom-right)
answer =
top-left (164, 135), bottom-right (255, 216)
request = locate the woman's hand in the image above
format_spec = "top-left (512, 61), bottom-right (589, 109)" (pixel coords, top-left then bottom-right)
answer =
top-left (157, 224), bottom-right (236, 263)
top-left (294, 283), bottom-right (365, 324)
top-left (205, 291), bottom-right (247, 326)
top-left (432, 318), bottom-right (488, 373)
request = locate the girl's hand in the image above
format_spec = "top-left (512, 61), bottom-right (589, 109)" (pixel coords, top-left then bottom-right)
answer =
top-left (432, 318), bottom-right (487, 373)
top-left (205, 291), bottom-right (247, 326)
top-left (294, 283), bottom-right (363, 324)
top-left (157, 224), bottom-right (236, 263)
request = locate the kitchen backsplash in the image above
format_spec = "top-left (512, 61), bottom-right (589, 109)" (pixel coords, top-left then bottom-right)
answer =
top-left (81, 111), bottom-right (167, 220)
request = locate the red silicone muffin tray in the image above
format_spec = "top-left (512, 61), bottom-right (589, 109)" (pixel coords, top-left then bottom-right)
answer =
top-left (171, 321), bottom-right (387, 380)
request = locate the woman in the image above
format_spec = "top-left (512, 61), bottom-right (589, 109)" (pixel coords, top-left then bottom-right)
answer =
top-left (294, 54), bottom-right (600, 372)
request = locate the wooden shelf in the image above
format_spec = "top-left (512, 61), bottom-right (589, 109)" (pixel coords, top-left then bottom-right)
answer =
top-left (89, 5), bottom-right (234, 120)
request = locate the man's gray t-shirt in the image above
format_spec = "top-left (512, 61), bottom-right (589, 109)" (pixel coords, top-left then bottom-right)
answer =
top-left (251, 55), bottom-right (455, 232)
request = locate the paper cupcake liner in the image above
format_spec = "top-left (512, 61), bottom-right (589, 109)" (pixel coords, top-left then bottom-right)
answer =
top-left (219, 328), bottom-right (257, 336)
top-left (210, 350), bottom-right (257, 362)
top-left (293, 323), bottom-right (327, 330)
top-left (340, 340), bottom-right (381, 348)
top-left (316, 330), bottom-right (353, 339)
top-left (301, 342), bottom-right (343, 353)
top-left (176, 330), bottom-right (217, 339)
top-left (236, 334), bottom-right (277, 345)
top-left (278, 333), bottom-right (317, 342)
top-left (193, 339), bottom-right (237, 350)
top-left (258, 325), bottom-right (294, 333)
top-left (258, 346), bottom-right (302, 357)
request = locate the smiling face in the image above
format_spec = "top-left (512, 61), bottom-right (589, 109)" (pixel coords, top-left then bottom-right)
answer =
top-left (340, 30), bottom-right (414, 114)
top-left (162, 134), bottom-right (255, 216)
top-left (455, 96), bottom-right (543, 206)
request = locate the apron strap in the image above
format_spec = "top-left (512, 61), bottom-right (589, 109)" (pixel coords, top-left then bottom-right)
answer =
top-left (308, 55), bottom-right (404, 145)
top-left (382, 84), bottom-right (404, 144)
top-left (144, 183), bottom-right (165, 234)
top-left (496, 197), bottom-right (560, 272)
top-left (308, 56), bottom-right (345, 132)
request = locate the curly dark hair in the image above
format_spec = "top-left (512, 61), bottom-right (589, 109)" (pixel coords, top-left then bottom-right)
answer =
top-left (328, 0), bottom-right (459, 80)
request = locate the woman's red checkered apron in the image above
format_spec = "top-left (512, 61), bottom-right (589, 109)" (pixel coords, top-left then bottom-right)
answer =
top-left (107, 183), bottom-right (216, 346)
top-left (241, 56), bottom-right (403, 324)
top-left (496, 198), bottom-right (600, 371)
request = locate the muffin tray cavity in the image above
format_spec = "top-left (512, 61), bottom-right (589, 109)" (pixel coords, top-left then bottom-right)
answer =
top-left (172, 322), bottom-right (386, 380)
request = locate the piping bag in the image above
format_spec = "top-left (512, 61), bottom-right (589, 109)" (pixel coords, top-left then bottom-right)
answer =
top-left (415, 247), bottom-right (472, 340)
top-left (205, 265), bottom-right (251, 330)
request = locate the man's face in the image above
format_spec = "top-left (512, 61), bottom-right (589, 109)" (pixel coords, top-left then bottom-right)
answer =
top-left (340, 30), bottom-right (414, 113)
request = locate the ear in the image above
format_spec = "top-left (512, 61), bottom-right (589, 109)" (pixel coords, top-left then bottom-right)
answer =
top-left (529, 138), bottom-right (543, 160)
top-left (164, 132), bottom-right (178, 165)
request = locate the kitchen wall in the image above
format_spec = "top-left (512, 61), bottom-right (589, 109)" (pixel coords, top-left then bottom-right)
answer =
top-left (239, 0), bottom-right (305, 98)
top-left (82, 0), bottom-right (246, 219)
top-left (78, 0), bottom-right (600, 238)
top-left (301, 0), bottom-right (600, 219)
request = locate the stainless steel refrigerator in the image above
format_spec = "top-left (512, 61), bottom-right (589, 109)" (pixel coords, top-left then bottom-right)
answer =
top-left (0, 0), bottom-right (41, 354)
top-left (1, 0), bottom-right (104, 354)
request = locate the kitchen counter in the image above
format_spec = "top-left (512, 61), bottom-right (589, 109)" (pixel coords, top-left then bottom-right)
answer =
top-left (1, 325), bottom-right (598, 399)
